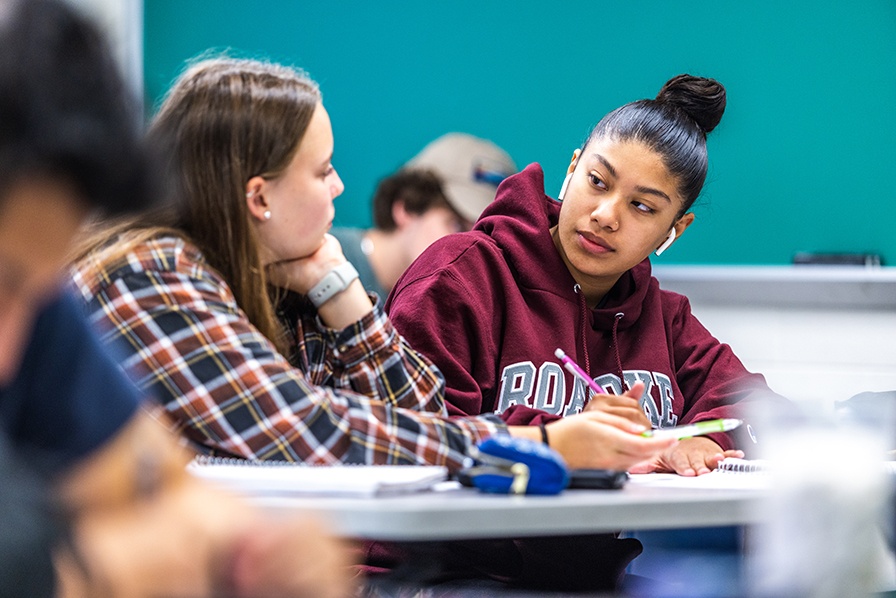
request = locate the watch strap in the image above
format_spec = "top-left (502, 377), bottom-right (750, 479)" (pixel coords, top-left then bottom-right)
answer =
top-left (307, 262), bottom-right (360, 308)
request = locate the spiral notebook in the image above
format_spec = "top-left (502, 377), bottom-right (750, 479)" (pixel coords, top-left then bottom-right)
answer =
top-left (187, 456), bottom-right (449, 497)
top-left (627, 458), bottom-right (772, 490)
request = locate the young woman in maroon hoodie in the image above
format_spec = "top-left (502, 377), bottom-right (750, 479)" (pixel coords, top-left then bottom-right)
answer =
top-left (384, 74), bottom-right (789, 591)
top-left (388, 74), bottom-right (789, 475)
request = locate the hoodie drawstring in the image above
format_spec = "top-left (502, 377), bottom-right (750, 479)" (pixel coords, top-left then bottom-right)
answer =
top-left (574, 288), bottom-right (626, 397)
top-left (573, 284), bottom-right (595, 407)
top-left (574, 285), bottom-right (590, 374)
top-left (612, 312), bottom-right (625, 389)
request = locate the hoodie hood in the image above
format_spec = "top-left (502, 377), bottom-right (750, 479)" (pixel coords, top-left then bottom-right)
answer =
top-left (475, 163), bottom-right (651, 331)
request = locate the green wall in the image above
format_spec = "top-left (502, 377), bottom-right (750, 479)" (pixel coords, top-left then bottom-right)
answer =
top-left (144, 1), bottom-right (896, 265)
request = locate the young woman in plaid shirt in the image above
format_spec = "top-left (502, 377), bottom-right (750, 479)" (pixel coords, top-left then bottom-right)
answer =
top-left (71, 58), bottom-right (674, 472)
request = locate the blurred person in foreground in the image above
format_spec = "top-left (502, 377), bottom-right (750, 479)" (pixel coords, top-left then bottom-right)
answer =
top-left (0, 0), bottom-right (352, 596)
top-left (331, 133), bottom-right (517, 299)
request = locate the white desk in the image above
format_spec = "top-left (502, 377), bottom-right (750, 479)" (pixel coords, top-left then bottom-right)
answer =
top-left (254, 474), bottom-right (768, 541)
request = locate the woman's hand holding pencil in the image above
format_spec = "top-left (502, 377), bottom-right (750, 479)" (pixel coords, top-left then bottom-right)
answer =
top-left (554, 348), bottom-right (651, 430)
top-left (549, 348), bottom-right (745, 475)
top-left (582, 381), bottom-right (652, 430)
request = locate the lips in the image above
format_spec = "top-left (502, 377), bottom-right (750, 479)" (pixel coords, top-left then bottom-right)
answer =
top-left (577, 231), bottom-right (613, 254)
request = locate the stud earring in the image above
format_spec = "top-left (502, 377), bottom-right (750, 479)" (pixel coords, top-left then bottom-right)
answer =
top-left (263, 210), bottom-right (271, 220)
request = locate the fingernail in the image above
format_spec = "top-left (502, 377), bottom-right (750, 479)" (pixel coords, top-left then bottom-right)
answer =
top-left (631, 424), bottom-right (646, 433)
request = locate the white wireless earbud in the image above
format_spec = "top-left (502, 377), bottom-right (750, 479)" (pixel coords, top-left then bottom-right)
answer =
top-left (558, 173), bottom-right (573, 201)
top-left (558, 149), bottom-right (581, 201)
top-left (655, 228), bottom-right (676, 256)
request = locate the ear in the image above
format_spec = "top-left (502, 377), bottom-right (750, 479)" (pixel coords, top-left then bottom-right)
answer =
top-left (566, 149), bottom-right (581, 175)
top-left (245, 176), bottom-right (269, 221)
top-left (674, 212), bottom-right (695, 238)
top-left (391, 200), bottom-right (414, 230)
top-left (656, 212), bottom-right (695, 253)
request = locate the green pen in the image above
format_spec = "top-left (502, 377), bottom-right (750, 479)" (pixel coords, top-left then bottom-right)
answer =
top-left (641, 418), bottom-right (743, 439)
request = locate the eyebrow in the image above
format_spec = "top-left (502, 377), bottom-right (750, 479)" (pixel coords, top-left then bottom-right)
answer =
top-left (592, 153), bottom-right (617, 179)
top-left (591, 153), bottom-right (672, 204)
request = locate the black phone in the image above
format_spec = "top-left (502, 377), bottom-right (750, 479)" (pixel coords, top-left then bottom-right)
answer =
top-left (455, 467), bottom-right (475, 487)
top-left (567, 469), bottom-right (628, 490)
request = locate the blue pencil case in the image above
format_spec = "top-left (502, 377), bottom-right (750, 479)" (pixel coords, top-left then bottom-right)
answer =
top-left (459, 435), bottom-right (570, 495)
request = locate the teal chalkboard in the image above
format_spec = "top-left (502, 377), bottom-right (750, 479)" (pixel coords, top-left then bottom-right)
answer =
top-left (144, 1), bottom-right (896, 265)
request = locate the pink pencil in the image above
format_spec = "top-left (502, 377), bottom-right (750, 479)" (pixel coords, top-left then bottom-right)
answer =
top-left (554, 348), bottom-right (607, 396)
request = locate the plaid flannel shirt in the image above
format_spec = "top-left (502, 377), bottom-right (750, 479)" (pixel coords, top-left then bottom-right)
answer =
top-left (71, 236), bottom-right (505, 469)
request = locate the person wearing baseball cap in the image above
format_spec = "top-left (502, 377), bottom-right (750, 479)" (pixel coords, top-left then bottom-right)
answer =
top-left (331, 133), bottom-right (516, 300)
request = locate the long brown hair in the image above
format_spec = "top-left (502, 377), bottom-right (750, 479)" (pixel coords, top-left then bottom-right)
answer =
top-left (75, 57), bottom-right (321, 350)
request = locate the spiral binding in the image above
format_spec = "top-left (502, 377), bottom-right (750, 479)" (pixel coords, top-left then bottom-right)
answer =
top-left (717, 458), bottom-right (769, 474)
top-left (191, 455), bottom-right (309, 467)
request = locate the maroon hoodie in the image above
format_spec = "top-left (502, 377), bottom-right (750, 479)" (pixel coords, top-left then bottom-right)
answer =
top-left (388, 163), bottom-right (783, 451)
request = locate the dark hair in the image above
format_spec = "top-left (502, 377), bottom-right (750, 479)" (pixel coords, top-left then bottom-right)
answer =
top-left (583, 74), bottom-right (726, 215)
top-left (372, 168), bottom-right (453, 231)
top-left (0, 0), bottom-right (152, 215)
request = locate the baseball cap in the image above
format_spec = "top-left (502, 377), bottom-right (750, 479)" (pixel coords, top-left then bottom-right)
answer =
top-left (404, 133), bottom-right (517, 223)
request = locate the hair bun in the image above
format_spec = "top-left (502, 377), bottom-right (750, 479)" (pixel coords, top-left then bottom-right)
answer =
top-left (656, 74), bottom-right (726, 134)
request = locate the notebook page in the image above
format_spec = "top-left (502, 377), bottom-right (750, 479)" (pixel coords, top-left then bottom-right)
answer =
top-left (187, 458), bottom-right (448, 497)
